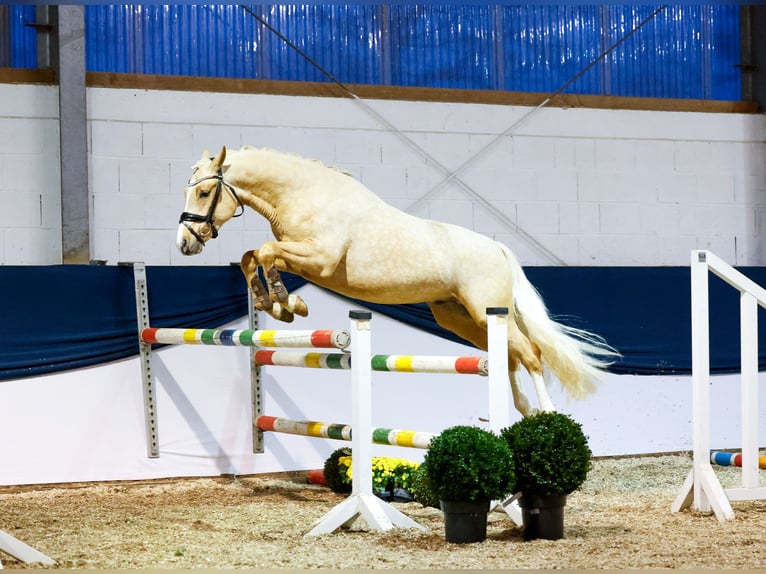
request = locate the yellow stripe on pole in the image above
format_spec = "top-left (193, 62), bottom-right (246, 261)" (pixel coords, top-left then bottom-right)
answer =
top-left (183, 329), bottom-right (198, 343)
top-left (304, 352), bottom-right (322, 369)
top-left (306, 421), bottom-right (324, 438)
top-left (394, 430), bottom-right (417, 447)
top-left (258, 330), bottom-right (277, 347)
top-left (393, 355), bottom-right (414, 371)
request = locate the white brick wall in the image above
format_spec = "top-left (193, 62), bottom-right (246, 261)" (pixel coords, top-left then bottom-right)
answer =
top-left (0, 84), bottom-right (61, 264)
top-left (3, 82), bottom-right (766, 267)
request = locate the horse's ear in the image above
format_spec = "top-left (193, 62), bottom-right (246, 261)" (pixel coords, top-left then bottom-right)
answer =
top-left (200, 149), bottom-right (210, 161)
top-left (212, 146), bottom-right (227, 170)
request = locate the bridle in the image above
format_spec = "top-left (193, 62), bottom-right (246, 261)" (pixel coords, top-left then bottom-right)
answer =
top-left (179, 169), bottom-right (244, 243)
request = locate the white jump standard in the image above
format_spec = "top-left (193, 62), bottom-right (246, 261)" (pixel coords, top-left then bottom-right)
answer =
top-left (301, 310), bottom-right (424, 536)
top-left (672, 250), bottom-right (766, 521)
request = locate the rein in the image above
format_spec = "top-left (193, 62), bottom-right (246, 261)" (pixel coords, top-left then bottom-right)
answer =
top-left (179, 169), bottom-right (244, 243)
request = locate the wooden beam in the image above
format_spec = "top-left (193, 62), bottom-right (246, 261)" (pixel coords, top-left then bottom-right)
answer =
top-left (86, 71), bottom-right (759, 114)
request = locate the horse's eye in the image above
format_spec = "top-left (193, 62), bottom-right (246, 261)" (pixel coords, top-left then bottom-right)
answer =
top-left (199, 189), bottom-right (211, 199)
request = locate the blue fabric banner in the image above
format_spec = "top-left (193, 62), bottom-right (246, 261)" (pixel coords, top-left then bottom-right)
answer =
top-left (0, 265), bottom-right (249, 381)
top-left (2, 264), bottom-right (766, 381)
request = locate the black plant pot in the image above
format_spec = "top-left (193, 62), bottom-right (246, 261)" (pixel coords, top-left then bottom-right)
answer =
top-left (440, 499), bottom-right (490, 543)
top-left (519, 494), bottom-right (567, 541)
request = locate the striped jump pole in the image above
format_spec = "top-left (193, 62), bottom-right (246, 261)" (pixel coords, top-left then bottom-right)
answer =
top-left (255, 350), bottom-right (487, 375)
top-left (710, 451), bottom-right (766, 471)
top-left (371, 354), bottom-right (487, 375)
top-left (256, 415), bottom-right (437, 449)
top-left (141, 327), bottom-right (350, 350)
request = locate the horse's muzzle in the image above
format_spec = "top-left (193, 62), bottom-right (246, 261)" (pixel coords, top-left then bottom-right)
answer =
top-left (176, 224), bottom-right (204, 255)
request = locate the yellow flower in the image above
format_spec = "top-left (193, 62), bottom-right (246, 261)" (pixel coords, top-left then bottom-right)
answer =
top-left (331, 454), bottom-right (420, 491)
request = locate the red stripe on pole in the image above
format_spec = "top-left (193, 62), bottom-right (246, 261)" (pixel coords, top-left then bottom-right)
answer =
top-left (307, 469), bottom-right (326, 486)
top-left (257, 416), bottom-right (277, 431)
top-left (254, 349), bottom-right (275, 365)
top-left (310, 330), bottom-right (333, 347)
top-left (141, 328), bottom-right (159, 343)
top-left (455, 356), bottom-right (481, 374)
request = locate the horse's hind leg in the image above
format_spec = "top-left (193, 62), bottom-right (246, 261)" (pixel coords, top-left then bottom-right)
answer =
top-left (240, 251), bottom-right (308, 322)
top-left (502, 321), bottom-right (556, 414)
top-left (438, 292), bottom-right (556, 414)
top-left (529, 372), bottom-right (555, 413)
top-left (429, 300), bottom-right (537, 417)
top-left (509, 370), bottom-right (534, 417)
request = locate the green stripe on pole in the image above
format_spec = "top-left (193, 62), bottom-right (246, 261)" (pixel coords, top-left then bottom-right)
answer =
top-left (326, 424), bottom-right (348, 440)
top-left (370, 355), bottom-right (390, 371)
top-left (372, 428), bottom-right (392, 444)
top-left (325, 354), bottom-right (346, 369)
top-left (201, 329), bottom-right (217, 344)
top-left (239, 330), bottom-right (254, 346)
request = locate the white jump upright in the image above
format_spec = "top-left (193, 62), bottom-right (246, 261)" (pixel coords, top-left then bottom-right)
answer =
top-left (306, 310), bottom-right (424, 536)
top-left (0, 531), bottom-right (55, 568)
top-left (486, 308), bottom-right (523, 525)
top-left (672, 250), bottom-right (766, 521)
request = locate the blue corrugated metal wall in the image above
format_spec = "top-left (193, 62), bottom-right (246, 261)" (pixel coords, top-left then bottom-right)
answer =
top-left (7, 5), bottom-right (37, 68)
top-left (6, 4), bottom-right (742, 101)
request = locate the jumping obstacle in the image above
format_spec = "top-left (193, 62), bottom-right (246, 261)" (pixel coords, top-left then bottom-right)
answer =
top-left (672, 250), bottom-right (766, 521)
top-left (255, 307), bottom-right (519, 534)
top-left (710, 451), bottom-right (766, 471)
top-left (130, 261), bottom-right (518, 533)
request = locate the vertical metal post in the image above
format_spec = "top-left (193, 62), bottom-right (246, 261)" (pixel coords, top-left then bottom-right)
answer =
top-left (132, 262), bottom-right (160, 458)
top-left (249, 287), bottom-right (263, 453)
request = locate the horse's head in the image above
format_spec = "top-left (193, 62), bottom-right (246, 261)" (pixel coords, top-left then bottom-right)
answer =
top-left (176, 146), bottom-right (244, 255)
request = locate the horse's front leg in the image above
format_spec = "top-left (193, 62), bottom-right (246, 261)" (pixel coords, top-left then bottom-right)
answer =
top-left (240, 250), bottom-right (308, 322)
top-left (258, 239), bottom-right (346, 298)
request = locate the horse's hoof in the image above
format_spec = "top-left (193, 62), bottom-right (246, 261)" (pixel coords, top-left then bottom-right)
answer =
top-left (274, 305), bottom-right (295, 323)
top-left (289, 295), bottom-right (309, 317)
top-left (254, 297), bottom-right (273, 312)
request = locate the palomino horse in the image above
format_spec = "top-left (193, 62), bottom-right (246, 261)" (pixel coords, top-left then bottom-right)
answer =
top-left (176, 146), bottom-right (617, 416)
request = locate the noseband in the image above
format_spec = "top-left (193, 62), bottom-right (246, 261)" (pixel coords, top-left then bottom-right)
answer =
top-left (179, 169), bottom-right (244, 243)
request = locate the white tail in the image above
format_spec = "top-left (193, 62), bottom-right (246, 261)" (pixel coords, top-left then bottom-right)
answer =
top-left (499, 243), bottom-right (619, 399)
